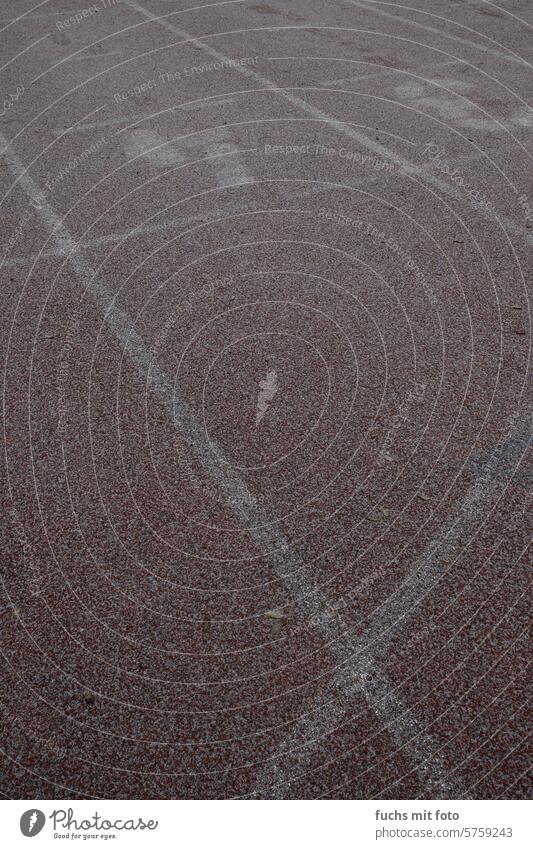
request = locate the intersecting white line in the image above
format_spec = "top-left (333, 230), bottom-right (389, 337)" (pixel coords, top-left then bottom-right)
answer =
top-left (253, 413), bottom-right (531, 797)
top-left (0, 117), bottom-right (464, 798)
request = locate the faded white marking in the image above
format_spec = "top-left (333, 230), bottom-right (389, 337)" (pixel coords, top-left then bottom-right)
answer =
top-left (0, 186), bottom-right (322, 270)
top-left (255, 369), bottom-right (279, 426)
top-left (123, 128), bottom-right (184, 166)
top-left (253, 412), bottom-right (531, 798)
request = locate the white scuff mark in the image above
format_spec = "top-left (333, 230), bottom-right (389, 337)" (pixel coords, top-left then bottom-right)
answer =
top-left (255, 370), bottom-right (279, 426)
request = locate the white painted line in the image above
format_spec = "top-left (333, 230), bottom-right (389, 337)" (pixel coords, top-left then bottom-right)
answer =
top-left (122, 127), bottom-right (185, 166)
top-left (125, 0), bottom-right (533, 247)
top-left (0, 126), bottom-right (462, 799)
top-left (253, 412), bottom-right (532, 798)
top-left (0, 212), bottom-right (216, 268)
top-left (254, 647), bottom-right (467, 799)
top-left (0, 8), bottom-right (101, 24)
top-left (124, 0), bottom-right (530, 797)
top-left (362, 414), bottom-right (532, 658)
top-left (513, 105), bottom-right (533, 128)
top-left (0, 0), bottom-right (51, 32)
top-left (9, 147), bottom-right (499, 271)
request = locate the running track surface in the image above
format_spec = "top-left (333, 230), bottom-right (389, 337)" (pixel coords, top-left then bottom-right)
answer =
top-left (0, 0), bottom-right (531, 800)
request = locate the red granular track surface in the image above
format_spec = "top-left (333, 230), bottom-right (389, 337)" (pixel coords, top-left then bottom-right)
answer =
top-left (0, 0), bottom-right (531, 799)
